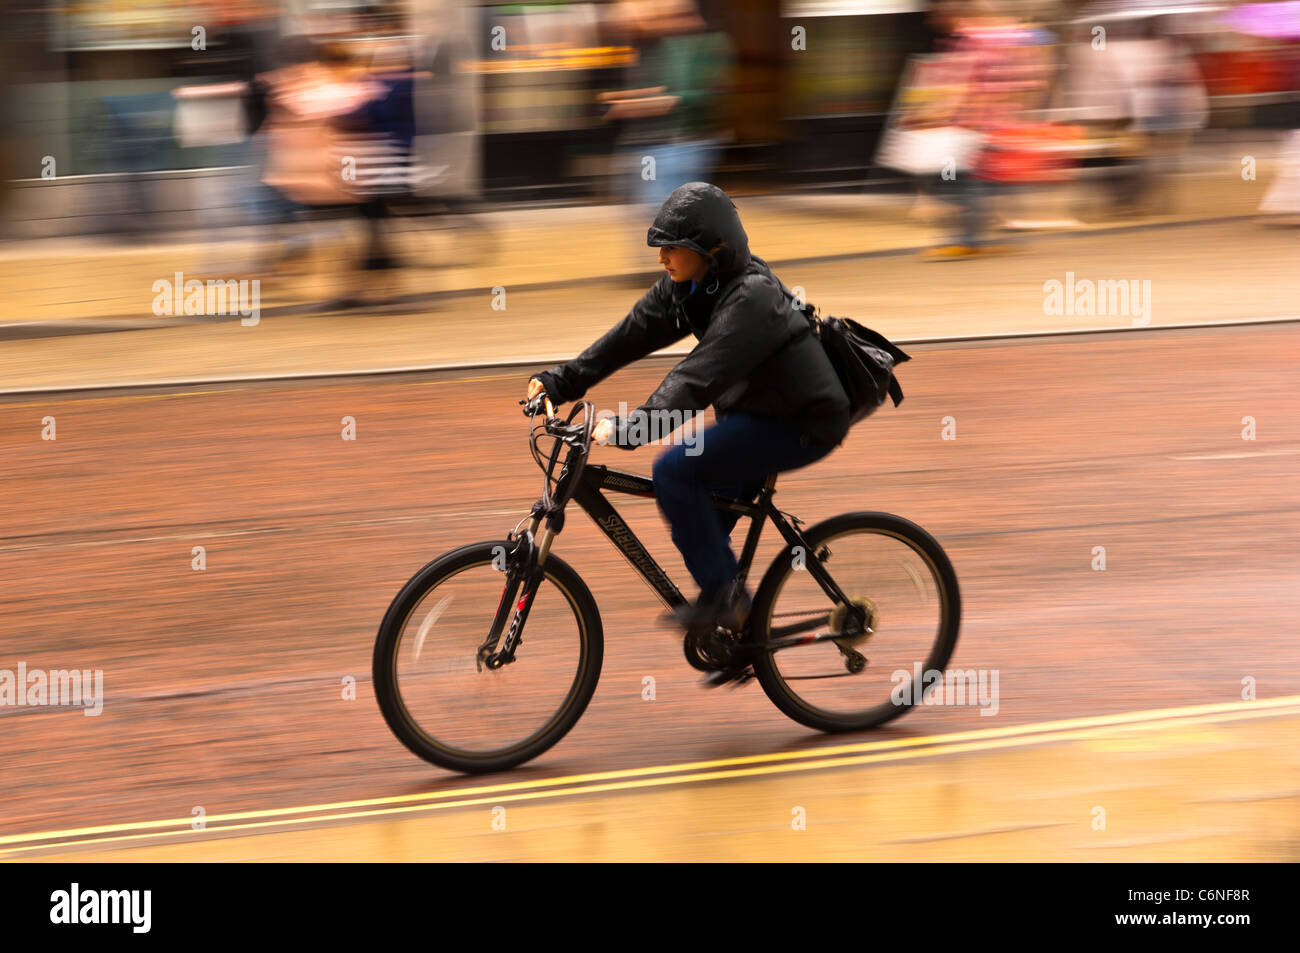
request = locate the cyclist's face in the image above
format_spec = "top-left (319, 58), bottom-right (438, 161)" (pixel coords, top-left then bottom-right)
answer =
top-left (658, 245), bottom-right (709, 283)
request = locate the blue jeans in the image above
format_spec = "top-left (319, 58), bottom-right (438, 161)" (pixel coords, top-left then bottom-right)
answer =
top-left (651, 413), bottom-right (836, 604)
top-left (931, 174), bottom-right (993, 247)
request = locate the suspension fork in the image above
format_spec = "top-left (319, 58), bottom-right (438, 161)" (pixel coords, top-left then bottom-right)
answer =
top-left (479, 508), bottom-right (557, 670)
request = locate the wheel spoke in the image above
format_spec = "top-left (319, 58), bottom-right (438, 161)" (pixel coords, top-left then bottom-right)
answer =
top-left (412, 593), bottom-right (454, 661)
top-left (376, 549), bottom-right (598, 770)
top-left (752, 517), bottom-right (959, 729)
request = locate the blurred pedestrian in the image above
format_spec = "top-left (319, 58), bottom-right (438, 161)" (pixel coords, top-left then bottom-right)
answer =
top-left (173, 2), bottom-right (286, 269)
top-left (1259, 125), bottom-right (1300, 222)
top-left (603, 0), bottom-right (733, 269)
top-left (918, 2), bottom-right (1052, 260)
top-left (1117, 19), bottom-right (1209, 215)
top-left (1220, 2), bottom-right (1300, 222)
top-left (259, 36), bottom-right (385, 302)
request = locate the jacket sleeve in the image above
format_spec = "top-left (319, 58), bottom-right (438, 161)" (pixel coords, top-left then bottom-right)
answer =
top-left (611, 276), bottom-right (792, 448)
top-left (533, 278), bottom-right (685, 404)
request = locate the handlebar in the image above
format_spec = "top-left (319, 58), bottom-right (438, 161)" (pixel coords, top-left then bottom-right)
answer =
top-left (520, 391), bottom-right (592, 445)
top-left (519, 392), bottom-right (595, 514)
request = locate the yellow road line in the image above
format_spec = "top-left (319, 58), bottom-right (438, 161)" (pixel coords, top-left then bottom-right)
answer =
top-left (3, 696), bottom-right (1297, 856)
top-left (6, 704), bottom-right (1296, 858)
top-left (410, 374), bottom-right (519, 385)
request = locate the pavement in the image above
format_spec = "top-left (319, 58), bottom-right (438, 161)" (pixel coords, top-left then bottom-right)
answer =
top-left (0, 158), bottom-right (1292, 393)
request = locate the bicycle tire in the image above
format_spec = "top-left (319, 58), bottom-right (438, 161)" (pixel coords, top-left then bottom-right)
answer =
top-left (373, 541), bottom-right (603, 773)
top-left (748, 512), bottom-right (961, 732)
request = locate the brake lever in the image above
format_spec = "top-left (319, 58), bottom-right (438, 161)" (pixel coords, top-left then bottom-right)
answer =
top-left (519, 394), bottom-right (556, 419)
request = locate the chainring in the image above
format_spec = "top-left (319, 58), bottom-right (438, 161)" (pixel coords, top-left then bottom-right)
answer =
top-left (684, 626), bottom-right (737, 672)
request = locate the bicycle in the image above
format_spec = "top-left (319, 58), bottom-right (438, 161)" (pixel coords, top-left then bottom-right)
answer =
top-left (374, 395), bottom-right (961, 774)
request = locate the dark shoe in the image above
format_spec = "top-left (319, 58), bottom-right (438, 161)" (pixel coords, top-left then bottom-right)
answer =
top-left (701, 660), bottom-right (756, 689)
top-left (700, 635), bottom-right (758, 688)
top-left (661, 590), bottom-right (752, 634)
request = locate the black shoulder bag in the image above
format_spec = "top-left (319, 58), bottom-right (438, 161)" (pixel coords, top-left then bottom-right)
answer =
top-left (805, 309), bottom-right (912, 425)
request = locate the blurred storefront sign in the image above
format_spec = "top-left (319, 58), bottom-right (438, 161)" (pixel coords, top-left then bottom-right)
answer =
top-left (782, 1), bottom-right (923, 15)
top-left (52, 1), bottom-right (207, 51)
top-left (1070, 2), bottom-right (1225, 23)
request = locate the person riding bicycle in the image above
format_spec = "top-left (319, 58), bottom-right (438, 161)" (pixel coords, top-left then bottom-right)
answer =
top-left (526, 182), bottom-right (850, 684)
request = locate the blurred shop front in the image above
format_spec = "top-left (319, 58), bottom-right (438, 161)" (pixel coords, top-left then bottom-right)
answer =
top-left (471, 0), bottom-right (934, 196)
top-left (0, 0), bottom-right (943, 237)
top-left (468, 2), bottom-right (633, 201)
top-left (4, 0), bottom-right (481, 237)
top-left (777, 0), bottom-right (933, 189)
top-left (4, 0), bottom-right (244, 237)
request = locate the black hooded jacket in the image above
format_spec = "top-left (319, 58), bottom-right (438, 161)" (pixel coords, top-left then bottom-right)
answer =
top-left (534, 183), bottom-right (851, 448)
top-left (533, 184), bottom-right (847, 447)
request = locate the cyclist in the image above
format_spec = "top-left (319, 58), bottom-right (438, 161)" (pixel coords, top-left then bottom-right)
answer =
top-left (526, 182), bottom-right (850, 684)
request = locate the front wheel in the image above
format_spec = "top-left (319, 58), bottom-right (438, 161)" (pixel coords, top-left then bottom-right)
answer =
top-left (373, 541), bottom-right (603, 773)
top-left (749, 513), bottom-right (961, 732)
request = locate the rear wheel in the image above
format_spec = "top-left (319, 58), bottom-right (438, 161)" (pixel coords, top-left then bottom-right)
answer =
top-left (373, 541), bottom-right (603, 773)
top-left (749, 513), bottom-right (960, 732)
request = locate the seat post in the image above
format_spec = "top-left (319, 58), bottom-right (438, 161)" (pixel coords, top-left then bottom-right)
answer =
top-left (735, 473), bottom-right (779, 591)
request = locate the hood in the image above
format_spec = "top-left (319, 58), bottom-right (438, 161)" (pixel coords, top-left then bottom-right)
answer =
top-left (646, 182), bottom-right (752, 279)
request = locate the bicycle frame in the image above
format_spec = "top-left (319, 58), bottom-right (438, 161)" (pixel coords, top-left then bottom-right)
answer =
top-left (573, 465), bottom-right (774, 610)
top-left (478, 424), bottom-right (868, 670)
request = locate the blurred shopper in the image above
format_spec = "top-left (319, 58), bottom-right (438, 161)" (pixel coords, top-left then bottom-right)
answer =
top-left (173, 2), bottom-right (286, 267)
top-left (1115, 19), bottom-right (1209, 215)
top-left (898, 0), bottom-right (977, 224)
top-left (914, 3), bottom-right (1052, 260)
top-left (261, 38), bottom-right (378, 209)
top-left (213, 2), bottom-right (286, 230)
top-left (1223, 2), bottom-right (1300, 221)
top-left (603, 0), bottom-right (733, 212)
top-left (259, 37), bottom-right (386, 300)
top-left (1259, 124), bottom-right (1300, 222)
top-left (331, 36), bottom-right (424, 294)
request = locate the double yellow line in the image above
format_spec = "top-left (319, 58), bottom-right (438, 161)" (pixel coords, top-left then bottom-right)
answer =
top-left (5, 695), bottom-right (1298, 857)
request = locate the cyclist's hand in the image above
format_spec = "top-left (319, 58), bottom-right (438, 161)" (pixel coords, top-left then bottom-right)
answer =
top-left (522, 377), bottom-right (550, 416)
top-left (592, 418), bottom-right (613, 446)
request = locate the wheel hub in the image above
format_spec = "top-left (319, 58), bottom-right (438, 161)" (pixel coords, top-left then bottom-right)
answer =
top-left (830, 595), bottom-right (878, 649)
